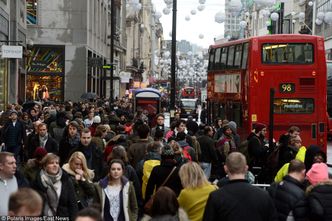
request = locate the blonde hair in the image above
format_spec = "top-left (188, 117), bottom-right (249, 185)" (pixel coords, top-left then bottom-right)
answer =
top-left (179, 161), bottom-right (209, 188)
top-left (68, 151), bottom-right (94, 181)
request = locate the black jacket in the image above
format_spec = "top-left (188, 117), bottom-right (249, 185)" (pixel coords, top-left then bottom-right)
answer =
top-left (1, 120), bottom-right (26, 146)
top-left (70, 143), bottom-right (105, 182)
top-left (306, 180), bottom-right (332, 221)
top-left (32, 170), bottom-right (78, 219)
top-left (268, 175), bottom-right (308, 221)
top-left (26, 133), bottom-right (59, 158)
top-left (197, 135), bottom-right (217, 163)
top-left (203, 179), bottom-right (278, 221)
top-left (247, 133), bottom-right (268, 167)
top-left (145, 159), bottom-right (182, 203)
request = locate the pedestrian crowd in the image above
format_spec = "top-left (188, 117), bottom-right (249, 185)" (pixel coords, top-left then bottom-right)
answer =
top-left (0, 99), bottom-right (331, 221)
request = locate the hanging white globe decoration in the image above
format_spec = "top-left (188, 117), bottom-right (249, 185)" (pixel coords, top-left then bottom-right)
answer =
top-left (229, 0), bottom-right (242, 12)
top-left (315, 19), bottom-right (323, 25)
top-left (199, 0), bottom-right (206, 4)
top-left (164, 51), bottom-right (171, 58)
top-left (215, 11), bottom-right (225, 23)
top-left (199, 34), bottom-right (204, 39)
top-left (298, 12), bottom-right (305, 21)
top-left (260, 9), bottom-right (270, 18)
top-left (197, 5), bottom-right (205, 11)
top-left (164, 0), bottom-right (172, 4)
top-left (245, 12), bottom-right (250, 17)
top-left (308, 1), bottom-right (313, 7)
top-left (163, 8), bottom-right (171, 15)
top-left (291, 11), bottom-right (296, 16)
top-left (191, 9), bottom-right (197, 15)
top-left (324, 12), bottom-right (332, 24)
top-left (270, 12), bottom-right (279, 21)
top-left (154, 11), bottom-right (162, 19)
top-left (126, 0), bottom-right (142, 20)
top-left (239, 20), bottom-right (247, 28)
top-left (317, 12), bottom-right (325, 21)
top-left (185, 15), bottom-right (190, 21)
top-left (166, 4), bottom-right (172, 9)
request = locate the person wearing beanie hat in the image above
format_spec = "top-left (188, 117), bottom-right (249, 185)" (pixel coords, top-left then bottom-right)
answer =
top-left (228, 121), bottom-right (241, 148)
top-left (254, 123), bottom-right (267, 134)
top-left (306, 163), bottom-right (332, 221)
top-left (247, 122), bottom-right (269, 182)
top-left (145, 144), bottom-right (182, 204)
top-left (306, 163), bottom-right (329, 185)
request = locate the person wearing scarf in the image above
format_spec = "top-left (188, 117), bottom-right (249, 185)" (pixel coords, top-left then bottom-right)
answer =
top-left (32, 153), bottom-right (78, 219)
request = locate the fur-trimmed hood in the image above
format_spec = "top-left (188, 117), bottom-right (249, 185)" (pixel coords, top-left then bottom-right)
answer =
top-left (306, 179), bottom-right (332, 195)
top-left (62, 163), bottom-right (94, 181)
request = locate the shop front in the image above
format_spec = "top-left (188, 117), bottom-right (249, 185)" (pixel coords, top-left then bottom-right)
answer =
top-left (26, 45), bottom-right (65, 102)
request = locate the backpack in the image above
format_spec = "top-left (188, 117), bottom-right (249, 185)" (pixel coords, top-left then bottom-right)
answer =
top-left (182, 146), bottom-right (192, 161)
top-left (266, 144), bottom-right (280, 176)
top-left (142, 159), bottom-right (160, 199)
top-left (238, 140), bottom-right (251, 165)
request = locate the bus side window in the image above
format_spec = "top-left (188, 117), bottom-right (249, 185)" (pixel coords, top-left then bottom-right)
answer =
top-left (208, 48), bottom-right (215, 70)
top-left (242, 43), bottom-right (248, 69)
top-left (215, 48), bottom-right (222, 70)
top-left (221, 47), bottom-right (228, 69)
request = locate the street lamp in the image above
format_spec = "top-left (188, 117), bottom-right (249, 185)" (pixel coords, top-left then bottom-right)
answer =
top-left (170, 0), bottom-right (177, 112)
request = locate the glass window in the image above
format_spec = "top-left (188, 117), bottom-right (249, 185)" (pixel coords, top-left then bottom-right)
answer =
top-left (221, 47), bottom-right (228, 68)
top-left (208, 48), bottom-right (215, 70)
top-left (27, 0), bottom-right (38, 25)
top-left (214, 48), bottom-right (222, 69)
top-left (234, 45), bottom-right (242, 68)
top-left (274, 98), bottom-right (314, 114)
top-left (227, 46), bottom-right (235, 68)
top-left (262, 43), bottom-right (314, 64)
top-left (242, 43), bottom-right (249, 69)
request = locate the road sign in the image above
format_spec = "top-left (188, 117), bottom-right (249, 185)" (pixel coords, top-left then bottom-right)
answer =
top-left (103, 64), bottom-right (116, 70)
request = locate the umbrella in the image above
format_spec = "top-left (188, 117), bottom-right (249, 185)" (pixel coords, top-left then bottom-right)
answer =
top-left (22, 101), bottom-right (42, 112)
top-left (80, 92), bottom-right (98, 100)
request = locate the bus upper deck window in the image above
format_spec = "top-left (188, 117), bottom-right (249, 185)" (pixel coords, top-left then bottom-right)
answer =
top-left (262, 43), bottom-right (313, 64)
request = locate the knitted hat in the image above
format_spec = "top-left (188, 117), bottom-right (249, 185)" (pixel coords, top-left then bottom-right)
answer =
top-left (33, 147), bottom-right (48, 160)
top-left (306, 163), bottom-right (329, 185)
top-left (161, 145), bottom-right (174, 156)
top-left (93, 115), bottom-right (101, 124)
top-left (254, 123), bottom-right (267, 133)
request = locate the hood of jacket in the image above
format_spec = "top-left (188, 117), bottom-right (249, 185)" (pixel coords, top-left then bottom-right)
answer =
top-left (99, 175), bottom-right (129, 189)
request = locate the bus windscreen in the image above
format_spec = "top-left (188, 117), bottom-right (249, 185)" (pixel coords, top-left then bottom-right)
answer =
top-left (262, 43), bottom-right (314, 64)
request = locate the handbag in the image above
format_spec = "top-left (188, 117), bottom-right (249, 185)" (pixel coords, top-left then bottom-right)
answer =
top-left (144, 166), bottom-right (177, 215)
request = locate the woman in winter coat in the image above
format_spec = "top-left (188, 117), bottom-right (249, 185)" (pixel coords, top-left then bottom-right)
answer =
top-left (95, 159), bottom-right (138, 221)
top-left (178, 162), bottom-right (217, 221)
top-left (145, 145), bottom-right (183, 203)
top-left (306, 163), bottom-right (332, 221)
top-left (32, 153), bottom-right (78, 219)
top-left (62, 151), bottom-right (96, 210)
top-left (142, 186), bottom-right (189, 221)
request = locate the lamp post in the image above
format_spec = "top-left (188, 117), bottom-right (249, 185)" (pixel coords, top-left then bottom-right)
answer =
top-left (170, 0), bottom-right (177, 112)
top-left (110, 0), bottom-right (115, 104)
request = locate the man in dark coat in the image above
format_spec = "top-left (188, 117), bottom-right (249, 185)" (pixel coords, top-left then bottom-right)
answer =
top-left (197, 126), bottom-right (218, 179)
top-left (1, 110), bottom-right (26, 164)
top-left (26, 123), bottom-right (58, 159)
top-left (203, 152), bottom-right (278, 221)
top-left (70, 128), bottom-right (105, 182)
top-left (268, 159), bottom-right (308, 221)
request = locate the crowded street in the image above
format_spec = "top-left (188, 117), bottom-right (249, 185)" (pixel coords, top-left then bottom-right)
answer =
top-left (2, 0), bottom-right (332, 220)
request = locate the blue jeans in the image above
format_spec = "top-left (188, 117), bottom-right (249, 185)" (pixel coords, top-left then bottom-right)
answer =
top-left (200, 162), bottom-right (212, 179)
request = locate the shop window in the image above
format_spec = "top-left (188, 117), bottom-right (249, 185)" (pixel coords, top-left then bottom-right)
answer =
top-left (27, 0), bottom-right (38, 25)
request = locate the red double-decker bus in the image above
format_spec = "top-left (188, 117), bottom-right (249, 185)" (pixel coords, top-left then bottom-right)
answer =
top-left (181, 87), bottom-right (196, 98)
top-left (207, 34), bottom-right (327, 150)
